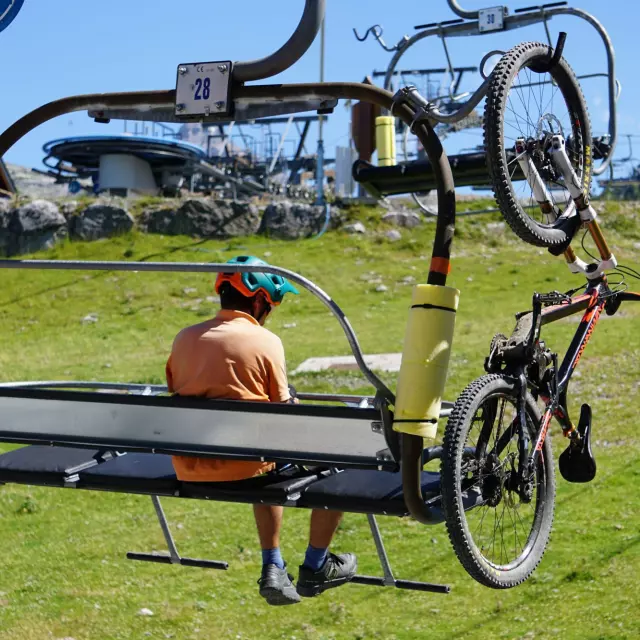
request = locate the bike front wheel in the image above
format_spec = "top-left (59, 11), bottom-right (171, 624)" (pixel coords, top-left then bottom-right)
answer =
top-left (485, 42), bottom-right (592, 248)
top-left (441, 374), bottom-right (556, 588)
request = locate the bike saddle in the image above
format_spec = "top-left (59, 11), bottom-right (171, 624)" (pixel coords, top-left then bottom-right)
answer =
top-left (559, 404), bottom-right (596, 483)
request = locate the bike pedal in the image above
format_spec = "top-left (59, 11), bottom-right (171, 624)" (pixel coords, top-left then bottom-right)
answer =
top-left (559, 404), bottom-right (596, 483)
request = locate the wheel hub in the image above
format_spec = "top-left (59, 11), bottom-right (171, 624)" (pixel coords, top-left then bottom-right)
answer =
top-left (482, 453), bottom-right (504, 507)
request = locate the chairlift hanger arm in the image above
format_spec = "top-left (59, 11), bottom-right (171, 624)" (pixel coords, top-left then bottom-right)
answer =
top-left (233, 0), bottom-right (325, 83)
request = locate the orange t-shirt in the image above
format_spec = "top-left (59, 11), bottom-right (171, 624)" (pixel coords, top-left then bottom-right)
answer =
top-left (166, 309), bottom-right (291, 482)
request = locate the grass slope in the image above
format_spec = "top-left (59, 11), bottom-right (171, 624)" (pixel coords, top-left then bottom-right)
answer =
top-left (0, 204), bottom-right (639, 639)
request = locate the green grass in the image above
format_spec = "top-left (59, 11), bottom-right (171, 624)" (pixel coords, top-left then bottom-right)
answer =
top-left (0, 204), bottom-right (639, 639)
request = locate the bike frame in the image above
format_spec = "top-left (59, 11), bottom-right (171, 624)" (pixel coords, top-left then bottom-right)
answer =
top-left (525, 281), bottom-right (640, 470)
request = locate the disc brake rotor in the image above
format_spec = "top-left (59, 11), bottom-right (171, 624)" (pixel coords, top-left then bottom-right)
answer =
top-left (536, 113), bottom-right (564, 140)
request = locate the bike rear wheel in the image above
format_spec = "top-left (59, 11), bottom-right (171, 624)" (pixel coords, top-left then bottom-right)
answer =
top-left (485, 42), bottom-right (592, 248)
top-left (441, 374), bottom-right (555, 588)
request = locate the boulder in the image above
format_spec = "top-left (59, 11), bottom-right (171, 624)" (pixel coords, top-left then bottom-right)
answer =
top-left (344, 221), bottom-right (366, 234)
top-left (137, 206), bottom-right (176, 235)
top-left (71, 201), bottom-right (134, 240)
top-left (259, 201), bottom-right (341, 239)
top-left (3, 199), bottom-right (67, 256)
top-left (385, 229), bottom-right (402, 242)
top-left (0, 199), bottom-right (11, 255)
top-left (59, 200), bottom-right (80, 220)
top-left (138, 199), bottom-right (261, 237)
top-left (382, 210), bottom-right (422, 228)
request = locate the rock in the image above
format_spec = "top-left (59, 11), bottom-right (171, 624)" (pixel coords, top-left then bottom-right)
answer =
top-left (344, 221), bottom-right (366, 234)
top-left (139, 199), bottom-right (260, 237)
top-left (0, 200), bottom-right (10, 254)
top-left (283, 322), bottom-right (297, 329)
top-left (382, 211), bottom-right (422, 228)
top-left (81, 313), bottom-right (99, 325)
top-left (2, 199), bottom-right (67, 256)
top-left (385, 229), bottom-right (402, 242)
top-left (71, 201), bottom-right (134, 240)
top-left (5, 163), bottom-right (69, 199)
top-left (259, 201), bottom-right (342, 239)
top-left (59, 200), bottom-right (80, 219)
top-left (137, 206), bottom-right (176, 234)
top-left (10, 200), bottom-right (64, 234)
top-left (137, 608), bottom-right (154, 617)
top-left (375, 284), bottom-right (388, 292)
top-left (0, 199), bottom-right (10, 217)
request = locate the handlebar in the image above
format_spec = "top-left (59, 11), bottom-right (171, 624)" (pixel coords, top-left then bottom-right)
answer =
top-left (233, 0), bottom-right (325, 82)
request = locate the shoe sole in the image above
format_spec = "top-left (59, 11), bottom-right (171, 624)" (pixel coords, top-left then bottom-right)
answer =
top-left (259, 586), bottom-right (301, 606)
top-left (296, 573), bottom-right (356, 598)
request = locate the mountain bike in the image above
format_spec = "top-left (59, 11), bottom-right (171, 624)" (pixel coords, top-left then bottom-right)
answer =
top-left (440, 239), bottom-right (640, 588)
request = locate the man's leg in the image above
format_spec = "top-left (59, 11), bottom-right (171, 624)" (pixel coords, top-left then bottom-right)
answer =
top-left (309, 509), bottom-right (343, 548)
top-left (253, 505), bottom-right (300, 606)
top-left (297, 509), bottom-right (357, 598)
top-left (253, 504), bottom-right (284, 568)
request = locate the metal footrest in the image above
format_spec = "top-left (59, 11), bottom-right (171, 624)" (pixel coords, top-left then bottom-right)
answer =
top-left (351, 574), bottom-right (450, 594)
top-left (127, 552), bottom-right (228, 570)
top-left (127, 495), bottom-right (229, 571)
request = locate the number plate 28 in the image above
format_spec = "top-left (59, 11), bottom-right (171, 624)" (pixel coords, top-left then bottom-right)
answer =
top-left (175, 61), bottom-right (232, 117)
top-left (478, 6), bottom-right (506, 33)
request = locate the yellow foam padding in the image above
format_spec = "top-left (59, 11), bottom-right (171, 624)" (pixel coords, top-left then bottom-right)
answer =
top-left (375, 116), bottom-right (396, 167)
top-left (393, 284), bottom-right (460, 439)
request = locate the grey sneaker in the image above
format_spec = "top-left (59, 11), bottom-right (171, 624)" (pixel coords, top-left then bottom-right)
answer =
top-left (258, 564), bottom-right (301, 606)
top-left (296, 553), bottom-right (358, 598)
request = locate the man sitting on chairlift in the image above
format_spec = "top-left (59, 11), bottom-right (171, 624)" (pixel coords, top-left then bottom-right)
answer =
top-left (166, 256), bottom-right (357, 606)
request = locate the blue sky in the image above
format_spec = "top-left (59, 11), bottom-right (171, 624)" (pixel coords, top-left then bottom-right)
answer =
top-left (0, 0), bottom-right (637, 185)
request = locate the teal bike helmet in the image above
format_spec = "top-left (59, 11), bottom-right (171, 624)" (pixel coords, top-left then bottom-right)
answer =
top-left (215, 256), bottom-right (299, 305)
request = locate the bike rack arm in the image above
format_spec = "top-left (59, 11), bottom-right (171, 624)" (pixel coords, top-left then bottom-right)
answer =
top-left (233, 0), bottom-right (325, 83)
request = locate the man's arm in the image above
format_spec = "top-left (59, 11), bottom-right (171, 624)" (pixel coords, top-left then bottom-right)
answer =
top-left (165, 355), bottom-right (175, 394)
top-left (267, 338), bottom-right (292, 403)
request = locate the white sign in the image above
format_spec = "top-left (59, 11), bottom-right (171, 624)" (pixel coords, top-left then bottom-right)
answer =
top-left (478, 6), bottom-right (505, 33)
top-left (175, 61), bottom-right (232, 118)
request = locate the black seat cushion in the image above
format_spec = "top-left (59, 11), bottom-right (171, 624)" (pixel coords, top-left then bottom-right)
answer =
top-left (0, 446), bottom-right (102, 487)
top-left (78, 453), bottom-right (179, 495)
top-left (298, 469), bottom-right (443, 518)
top-left (179, 466), bottom-right (329, 505)
top-left (80, 454), bottom-right (326, 503)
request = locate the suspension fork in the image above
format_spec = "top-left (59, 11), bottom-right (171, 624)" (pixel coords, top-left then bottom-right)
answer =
top-left (516, 370), bottom-right (531, 494)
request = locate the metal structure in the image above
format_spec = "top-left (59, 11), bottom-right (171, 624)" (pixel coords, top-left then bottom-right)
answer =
top-left (352, 0), bottom-right (619, 212)
top-left (37, 115), bottom-right (328, 199)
